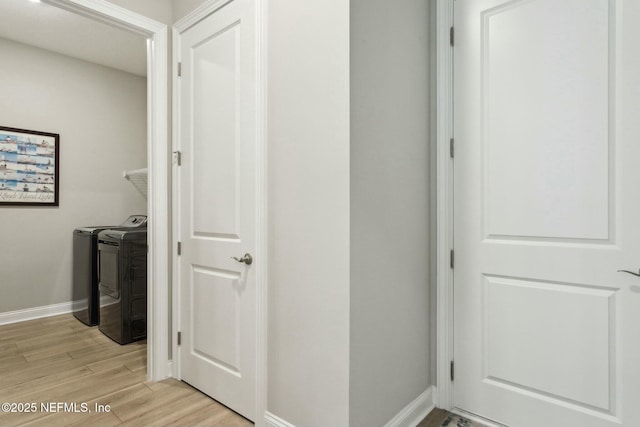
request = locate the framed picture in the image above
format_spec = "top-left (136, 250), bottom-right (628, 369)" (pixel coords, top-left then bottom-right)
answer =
top-left (0, 126), bottom-right (60, 206)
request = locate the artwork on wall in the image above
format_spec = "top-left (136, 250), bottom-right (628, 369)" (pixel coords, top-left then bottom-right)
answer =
top-left (0, 126), bottom-right (59, 206)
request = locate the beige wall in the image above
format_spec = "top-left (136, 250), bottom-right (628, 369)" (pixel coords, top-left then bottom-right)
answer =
top-left (0, 38), bottom-right (147, 313)
top-left (349, 1), bottom-right (432, 425)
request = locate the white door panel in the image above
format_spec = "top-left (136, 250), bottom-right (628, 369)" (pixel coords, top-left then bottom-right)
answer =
top-left (483, 0), bottom-right (611, 241)
top-left (178, 0), bottom-right (256, 420)
top-left (454, 0), bottom-right (640, 426)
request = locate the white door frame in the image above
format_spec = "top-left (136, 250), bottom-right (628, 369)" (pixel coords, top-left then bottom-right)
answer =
top-left (43, 0), bottom-right (170, 381)
top-left (172, 0), bottom-right (268, 425)
top-left (435, 0), bottom-right (455, 411)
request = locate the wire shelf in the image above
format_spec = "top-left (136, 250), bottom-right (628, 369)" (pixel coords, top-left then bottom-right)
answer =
top-left (123, 167), bottom-right (147, 199)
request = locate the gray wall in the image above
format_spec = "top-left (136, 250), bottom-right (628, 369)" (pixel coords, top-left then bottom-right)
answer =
top-left (0, 38), bottom-right (147, 313)
top-left (172, 2), bottom-right (352, 426)
top-left (267, 1), bottom-right (351, 426)
top-left (350, 1), bottom-right (432, 426)
top-left (109, 0), bottom-right (173, 24)
top-left (172, 0), bottom-right (206, 22)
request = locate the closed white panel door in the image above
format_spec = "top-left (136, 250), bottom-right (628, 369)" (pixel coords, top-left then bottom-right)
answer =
top-left (178, 0), bottom-right (256, 420)
top-left (454, 1), bottom-right (640, 426)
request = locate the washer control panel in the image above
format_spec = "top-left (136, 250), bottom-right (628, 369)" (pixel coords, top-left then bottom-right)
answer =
top-left (120, 215), bottom-right (147, 227)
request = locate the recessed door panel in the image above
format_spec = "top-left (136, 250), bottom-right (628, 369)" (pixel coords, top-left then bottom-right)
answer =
top-left (484, 275), bottom-right (613, 410)
top-left (192, 24), bottom-right (239, 238)
top-left (192, 266), bottom-right (240, 373)
top-left (484, 0), bottom-right (611, 241)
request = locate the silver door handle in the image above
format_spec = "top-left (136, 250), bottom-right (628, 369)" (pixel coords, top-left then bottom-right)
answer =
top-left (231, 253), bottom-right (253, 265)
top-left (618, 269), bottom-right (640, 278)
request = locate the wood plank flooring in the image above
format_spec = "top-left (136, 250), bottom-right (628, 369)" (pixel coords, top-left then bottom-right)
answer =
top-left (0, 314), bottom-right (252, 427)
top-left (417, 408), bottom-right (450, 427)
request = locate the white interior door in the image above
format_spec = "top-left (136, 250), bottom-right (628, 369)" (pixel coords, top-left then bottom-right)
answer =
top-left (177, 0), bottom-right (256, 420)
top-left (454, 1), bottom-right (640, 426)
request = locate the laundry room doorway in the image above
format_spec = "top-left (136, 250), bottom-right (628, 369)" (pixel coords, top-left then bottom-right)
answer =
top-left (39, 0), bottom-right (170, 381)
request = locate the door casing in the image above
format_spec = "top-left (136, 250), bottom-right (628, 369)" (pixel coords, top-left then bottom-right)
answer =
top-left (172, 1), bottom-right (268, 426)
top-left (435, 5), bottom-right (503, 426)
top-left (434, 4), bottom-right (507, 426)
top-left (42, 0), bottom-right (170, 382)
top-left (434, 0), bottom-right (455, 413)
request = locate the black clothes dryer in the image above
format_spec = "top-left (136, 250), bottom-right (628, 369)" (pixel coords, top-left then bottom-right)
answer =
top-left (72, 215), bottom-right (147, 326)
top-left (98, 228), bottom-right (147, 344)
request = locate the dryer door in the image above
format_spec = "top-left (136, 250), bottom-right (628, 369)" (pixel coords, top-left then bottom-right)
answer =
top-left (98, 241), bottom-right (124, 343)
top-left (98, 242), bottom-right (120, 299)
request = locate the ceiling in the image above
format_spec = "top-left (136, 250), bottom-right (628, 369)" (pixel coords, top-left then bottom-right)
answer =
top-left (0, 0), bottom-right (147, 77)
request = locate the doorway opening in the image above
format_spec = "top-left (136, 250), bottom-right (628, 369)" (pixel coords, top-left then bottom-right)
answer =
top-left (40, 0), bottom-right (169, 380)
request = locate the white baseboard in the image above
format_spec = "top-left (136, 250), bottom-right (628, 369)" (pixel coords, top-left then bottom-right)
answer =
top-left (384, 386), bottom-right (436, 427)
top-left (263, 387), bottom-right (435, 427)
top-left (265, 412), bottom-right (297, 427)
top-left (0, 296), bottom-right (121, 327)
top-left (0, 300), bottom-right (81, 326)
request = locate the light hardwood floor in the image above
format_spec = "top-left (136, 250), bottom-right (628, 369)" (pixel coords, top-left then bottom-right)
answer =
top-left (0, 314), bottom-right (252, 427)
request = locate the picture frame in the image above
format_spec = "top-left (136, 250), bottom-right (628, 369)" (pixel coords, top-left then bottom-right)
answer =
top-left (0, 126), bottom-right (60, 206)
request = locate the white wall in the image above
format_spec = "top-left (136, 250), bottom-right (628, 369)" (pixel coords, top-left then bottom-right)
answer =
top-left (267, 1), bottom-right (351, 426)
top-left (350, 1), bottom-right (432, 426)
top-left (0, 38), bottom-right (147, 313)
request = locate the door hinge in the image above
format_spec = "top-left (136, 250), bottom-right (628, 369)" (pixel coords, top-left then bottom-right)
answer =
top-left (450, 26), bottom-right (454, 47)
top-left (177, 241), bottom-right (182, 256)
top-left (450, 138), bottom-right (454, 158)
top-left (450, 360), bottom-right (455, 381)
top-left (450, 249), bottom-right (455, 269)
top-left (177, 331), bottom-right (181, 346)
top-left (177, 62), bottom-right (182, 77)
top-left (173, 150), bottom-right (181, 166)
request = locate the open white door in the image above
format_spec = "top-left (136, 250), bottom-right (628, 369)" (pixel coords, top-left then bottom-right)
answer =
top-left (454, 0), bottom-right (640, 426)
top-left (177, 0), bottom-right (256, 420)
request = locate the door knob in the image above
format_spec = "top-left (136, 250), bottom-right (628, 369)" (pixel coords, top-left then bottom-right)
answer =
top-left (618, 268), bottom-right (640, 278)
top-left (231, 253), bottom-right (253, 265)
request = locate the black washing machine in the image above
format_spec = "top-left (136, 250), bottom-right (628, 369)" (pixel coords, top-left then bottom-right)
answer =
top-left (98, 228), bottom-right (147, 344)
top-left (72, 215), bottom-right (147, 326)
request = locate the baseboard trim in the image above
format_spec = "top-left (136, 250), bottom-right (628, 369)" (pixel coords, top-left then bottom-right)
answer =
top-left (0, 300), bottom-right (82, 326)
top-left (384, 386), bottom-right (436, 427)
top-left (263, 387), bottom-right (435, 427)
top-left (265, 412), bottom-right (297, 427)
